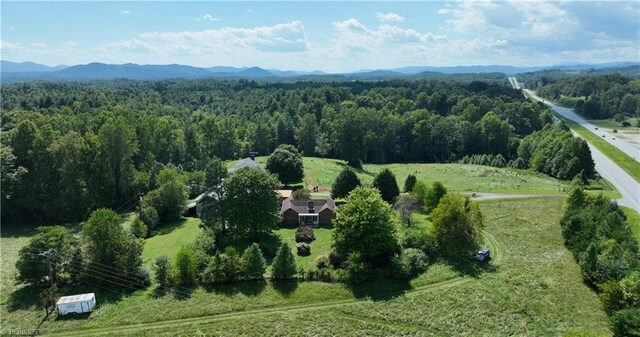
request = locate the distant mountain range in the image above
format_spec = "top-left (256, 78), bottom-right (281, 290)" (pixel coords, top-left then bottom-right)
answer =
top-left (1, 60), bottom-right (638, 83)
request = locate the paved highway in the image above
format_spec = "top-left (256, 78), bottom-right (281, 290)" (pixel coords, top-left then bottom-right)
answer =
top-left (523, 87), bottom-right (639, 162)
top-left (509, 77), bottom-right (639, 211)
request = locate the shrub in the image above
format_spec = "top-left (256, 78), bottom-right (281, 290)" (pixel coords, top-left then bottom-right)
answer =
top-left (295, 225), bottom-right (315, 243)
top-left (220, 247), bottom-right (242, 282)
top-left (345, 252), bottom-right (369, 284)
top-left (131, 267), bottom-right (151, 288)
top-left (153, 255), bottom-right (172, 287)
top-left (328, 250), bottom-right (346, 268)
top-left (315, 254), bottom-right (331, 269)
top-left (130, 217), bottom-right (148, 239)
top-left (291, 188), bottom-right (311, 200)
top-left (612, 129), bottom-right (618, 133)
top-left (394, 248), bottom-right (429, 278)
top-left (200, 253), bottom-right (224, 284)
top-left (611, 308), bottom-right (640, 337)
top-left (424, 181), bottom-right (447, 212)
top-left (297, 243), bottom-right (311, 256)
top-left (401, 230), bottom-right (438, 260)
top-left (174, 246), bottom-right (197, 286)
top-left (272, 243), bottom-right (298, 279)
top-left (242, 243), bottom-right (267, 280)
top-left (140, 206), bottom-right (159, 230)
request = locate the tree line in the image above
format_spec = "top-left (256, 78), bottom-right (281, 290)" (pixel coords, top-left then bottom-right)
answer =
top-left (2, 78), bottom-right (555, 224)
top-left (523, 71), bottom-right (640, 120)
top-left (562, 186), bottom-right (640, 336)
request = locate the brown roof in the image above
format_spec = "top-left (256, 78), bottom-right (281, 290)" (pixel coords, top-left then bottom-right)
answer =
top-left (281, 197), bottom-right (336, 214)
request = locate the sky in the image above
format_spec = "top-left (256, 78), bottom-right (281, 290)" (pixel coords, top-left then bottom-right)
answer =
top-left (1, 1), bottom-right (639, 72)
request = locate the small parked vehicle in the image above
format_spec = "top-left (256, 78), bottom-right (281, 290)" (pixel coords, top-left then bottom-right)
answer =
top-left (594, 127), bottom-right (599, 130)
top-left (602, 135), bottom-right (606, 138)
top-left (474, 248), bottom-right (491, 262)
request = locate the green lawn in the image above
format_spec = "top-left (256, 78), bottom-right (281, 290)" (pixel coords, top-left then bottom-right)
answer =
top-left (275, 226), bottom-right (334, 269)
top-left (553, 113), bottom-right (640, 182)
top-left (142, 218), bottom-right (203, 266)
top-left (303, 157), bottom-right (567, 195)
top-left (1, 197), bottom-right (611, 336)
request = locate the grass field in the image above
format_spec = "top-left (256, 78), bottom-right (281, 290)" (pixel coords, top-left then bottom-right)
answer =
top-left (1, 197), bottom-right (611, 336)
top-left (142, 218), bottom-right (203, 266)
top-left (554, 113), bottom-right (640, 183)
top-left (302, 157), bottom-right (567, 195)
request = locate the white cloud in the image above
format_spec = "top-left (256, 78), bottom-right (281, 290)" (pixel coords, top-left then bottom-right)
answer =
top-left (121, 10), bottom-right (131, 15)
top-left (375, 12), bottom-right (405, 22)
top-left (197, 14), bottom-right (220, 22)
top-left (98, 21), bottom-right (307, 56)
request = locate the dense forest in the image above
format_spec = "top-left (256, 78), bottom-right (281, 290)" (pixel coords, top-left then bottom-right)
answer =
top-left (522, 70), bottom-right (640, 119)
top-left (1, 78), bottom-right (588, 224)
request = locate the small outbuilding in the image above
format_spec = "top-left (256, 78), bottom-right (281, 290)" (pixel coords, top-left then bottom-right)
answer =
top-left (56, 293), bottom-right (96, 315)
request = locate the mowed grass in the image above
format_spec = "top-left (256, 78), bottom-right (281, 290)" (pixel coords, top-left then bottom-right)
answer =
top-left (554, 113), bottom-right (640, 182)
top-left (621, 206), bottom-right (640, 241)
top-left (1, 198), bottom-right (611, 336)
top-left (303, 157), bottom-right (567, 195)
top-left (275, 226), bottom-right (334, 269)
top-left (142, 218), bottom-right (203, 266)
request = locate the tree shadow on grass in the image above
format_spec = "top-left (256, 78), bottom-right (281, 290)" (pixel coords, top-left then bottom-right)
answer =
top-left (336, 162), bottom-right (375, 177)
top-left (151, 218), bottom-right (189, 237)
top-left (271, 280), bottom-right (298, 297)
top-left (54, 312), bottom-right (92, 321)
top-left (444, 256), bottom-right (498, 278)
top-left (218, 233), bottom-right (282, 260)
top-left (202, 280), bottom-right (267, 297)
top-left (346, 278), bottom-right (413, 301)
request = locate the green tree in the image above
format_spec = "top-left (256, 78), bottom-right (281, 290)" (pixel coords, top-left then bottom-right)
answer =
top-left (566, 185), bottom-right (587, 211)
top-left (144, 168), bottom-right (188, 223)
top-left (265, 148), bottom-right (304, 186)
top-left (174, 246), bottom-right (197, 286)
top-left (411, 181), bottom-right (429, 207)
top-left (272, 243), bottom-right (297, 279)
top-left (424, 181), bottom-right (448, 212)
top-left (404, 174), bottom-right (417, 193)
top-left (242, 243), bottom-right (267, 280)
top-left (296, 113), bottom-right (319, 156)
top-left (394, 195), bottom-right (420, 227)
top-left (372, 168), bottom-right (400, 203)
top-left (204, 157), bottom-right (227, 189)
top-left (140, 206), bottom-right (159, 230)
top-left (83, 208), bottom-right (143, 273)
top-left (331, 167), bottom-right (361, 199)
top-left (223, 167), bottom-right (281, 241)
top-left (431, 194), bottom-right (484, 257)
top-left (332, 187), bottom-right (397, 262)
top-left (130, 217), bottom-right (148, 239)
top-left (15, 226), bottom-right (77, 286)
top-left (96, 117), bottom-right (139, 206)
top-left (153, 255), bottom-right (172, 287)
top-left (334, 104), bottom-right (366, 168)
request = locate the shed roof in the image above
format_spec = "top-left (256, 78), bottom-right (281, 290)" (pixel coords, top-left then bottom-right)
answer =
top-left (56, 293), bottom-right (95, 305)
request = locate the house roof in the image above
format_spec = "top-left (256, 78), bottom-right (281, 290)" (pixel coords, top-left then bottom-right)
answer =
top-left (281, 197), bottom-right (336, 214)
top-left (228, 157), bottom-right (260, 174)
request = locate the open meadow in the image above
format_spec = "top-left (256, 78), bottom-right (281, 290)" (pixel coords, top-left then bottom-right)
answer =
top-left (0, 197), bottom-right (612, 336)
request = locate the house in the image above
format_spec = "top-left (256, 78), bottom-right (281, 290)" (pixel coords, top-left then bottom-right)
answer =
top-left (56, 293), bottom-right (96, 315)
top-left (228, 153), bottom-right (260, 174)
top-left (281, 197), bottom-right (336, 227)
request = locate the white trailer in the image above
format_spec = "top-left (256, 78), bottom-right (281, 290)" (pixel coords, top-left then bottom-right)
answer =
top-left (56, 293), bottom-right (96, 315)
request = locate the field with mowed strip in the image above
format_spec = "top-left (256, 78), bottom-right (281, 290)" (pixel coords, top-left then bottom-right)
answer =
top-left (1, 197), bottom-right (611, 336)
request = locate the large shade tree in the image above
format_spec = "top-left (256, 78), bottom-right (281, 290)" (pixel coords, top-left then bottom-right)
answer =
top-left (332, 187), bottom-right (398, 263)
top-left (223, 167), bottom-right (281, 241)
top-left (265, 147), bottom-right (304, 186)
top-left (431, 194), bottom-right (484, 257)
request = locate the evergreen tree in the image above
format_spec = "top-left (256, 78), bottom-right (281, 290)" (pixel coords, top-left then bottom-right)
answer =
top-left (153, 255), bottom-right (172, 287)
top-left (331, 167), bottom-right (361, 199)
top-left (272, 243), bottom-right (297, 279)
top-left (404, 174), bottom-right (417, 193)
top-left (372, 168), bottom-right (400, 203)
top-left (241, 243), bottom-right (267, 280)
top-left (424, 181), bottom-right (447, 212)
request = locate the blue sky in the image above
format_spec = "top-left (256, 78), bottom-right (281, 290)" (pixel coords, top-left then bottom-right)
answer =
top-left (1, 1), bottom-right (638, 72)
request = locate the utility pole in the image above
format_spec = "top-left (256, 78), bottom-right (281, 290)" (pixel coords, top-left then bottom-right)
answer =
top-left (39, 248), bottom-right (56, 317)
top-left (40, 248), bottom-right (55, 287)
